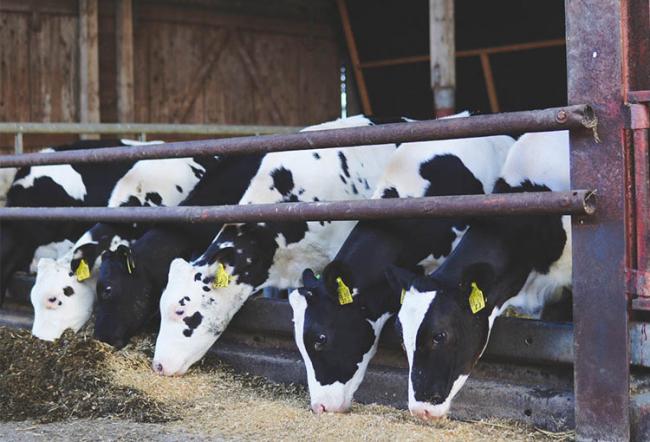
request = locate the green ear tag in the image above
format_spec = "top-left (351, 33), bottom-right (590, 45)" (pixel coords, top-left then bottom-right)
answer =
top-left (336, 277), bottom-right (353, 305)
top-left (400, 288), bottom-right (406, 305)
top-left (75, 259), bottom-right (91, 282)
top-left (469, 282), bottom-right (486, 314)
top-left (213, 263), bottom-right (231, 289)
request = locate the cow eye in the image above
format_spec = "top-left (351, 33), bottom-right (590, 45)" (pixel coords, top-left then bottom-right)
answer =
top-left (433, 331), bottom-right (447, 345)
top-left (314, 334), bottom-right (327, 351)
top-left (101, 286), bottom-right (112, 300)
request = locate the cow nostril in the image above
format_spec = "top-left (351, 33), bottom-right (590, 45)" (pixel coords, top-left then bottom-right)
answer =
top-left (47, 297), bottom-right (57, 303)
top-left (312, 404), bottom-right (326, 414)
top-left (153, 362), bottom-right (163, 374)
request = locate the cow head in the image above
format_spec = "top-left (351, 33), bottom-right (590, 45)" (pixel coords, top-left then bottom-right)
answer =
top-left (289, 262), bottom-right (393, 414)
top-left (30, 257), bottom-right (96, 340)
top-left (387, 263), bottom-right (499, 420)
top-left (153, 251), bottom-right (258, 376)
top-left (93, 245), bottom-right (152, 349)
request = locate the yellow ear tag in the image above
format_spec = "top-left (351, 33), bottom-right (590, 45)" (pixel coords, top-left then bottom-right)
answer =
top-left (213, 263), bottom-right (231, 289)
top-left (126, 256), bottom-right (134, 274)
top-left (75, 259), bottom-right (91, 282)
top-left (469, 282), bottom-right (486, 314)
top-left (336, 277), bottom-right (353, 305)
top-left (400, 288), bottom-right (406, 305)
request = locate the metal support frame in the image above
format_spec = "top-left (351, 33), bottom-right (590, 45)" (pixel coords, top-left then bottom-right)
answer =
top-left (0, 106), bottom-right (595, 167)
top-left (566, 0), bottom-right (630, 440)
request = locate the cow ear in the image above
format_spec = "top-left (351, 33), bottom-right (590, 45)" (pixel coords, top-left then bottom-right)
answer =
top-left (302, 268), bottom-right (319, 288)
top-left (71, 243), bottom-right (99, 273)
top-left (212, 246), bottom-right (235, 266)
top-left (384, 264), bottom-right (417, 292)
top-left (116, 245), bottom-right (136, 274)
top-left (459, 263), bottom-right (495, 296)
top-left (322, 261), bottom-right (351, 294)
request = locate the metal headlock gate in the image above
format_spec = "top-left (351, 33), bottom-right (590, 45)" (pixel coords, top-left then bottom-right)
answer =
top-left (0, 1), bottom-right (648, 440)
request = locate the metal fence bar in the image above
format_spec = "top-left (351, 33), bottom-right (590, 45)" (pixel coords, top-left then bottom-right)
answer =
top-left (0, 191), bottom-right (595, 223)
top-left (0, 105), bottom-right (595, 168)
top-left (0, 122), bottom-right (301, 136)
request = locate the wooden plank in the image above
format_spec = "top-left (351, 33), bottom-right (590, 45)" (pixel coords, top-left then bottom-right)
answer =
top-left (79, 0), bottom-right (100, 128)
top-left (0, 12), bottom-right (30, 122)
top-left (336, 0), bottom-right (372, 115)
top-left (233, 32), bottom-right (284, 125)
top-left (172, 30), bottom-right (230, 123)
top-left (479, 53), bottom-right (499, 113)
top-left (429, 0), bottom-right (455, 116)
top-left (135, 4), bottom-right (334, 38)
top-left (116, 0), bottom-right (134, 122)
top-left (299, 36), bottom-right (340, 123)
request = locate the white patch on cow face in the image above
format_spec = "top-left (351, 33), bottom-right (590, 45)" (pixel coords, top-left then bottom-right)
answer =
top-left (398, 288), bottom-right (440, 415)
top-left (153, 258), bottom-right (255, 376)
top-left (30, 258), bottom-right (96, 341)
top-left (13, 164), bottom-right (87, 201)
top-left (289, 289), bottom-right (390, 413)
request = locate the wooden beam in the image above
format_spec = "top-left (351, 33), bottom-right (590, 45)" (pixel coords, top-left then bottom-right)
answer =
top-left (336, 0), bottom-right (372, 115)
top-left (360, 38), bottom-right (566, 69)
top-left (429, 0), bottom-right (455, 117)
top-left (480, 53), bottom-right (499, 113)
top-left (116, 0), bottom-right (135, 123)
top-left (79, 0), bottom-right (100, 136)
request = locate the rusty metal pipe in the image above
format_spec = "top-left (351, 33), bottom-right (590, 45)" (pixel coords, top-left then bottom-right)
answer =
top-left (0, 191), bottom-right (595, 223)
top-left (0, 106), bottom-right (595, 167)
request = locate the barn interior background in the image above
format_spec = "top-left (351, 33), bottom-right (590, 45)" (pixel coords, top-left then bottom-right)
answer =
top-left (1, 0), bottom-right (566, 152)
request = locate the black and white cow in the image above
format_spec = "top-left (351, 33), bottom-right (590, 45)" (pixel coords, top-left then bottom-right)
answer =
top-left (1, 139), bottom-right (160, 304)
top-left (152, 115), bottom-right (399, 376)
top-left (30, 152), bottom-right (218, 341)
top-left (93, 153), bottom-right (265, 349)
top-left (288, 131), bottom-right (514, 413)
top-left (389, 131), bottom-right (570, 420)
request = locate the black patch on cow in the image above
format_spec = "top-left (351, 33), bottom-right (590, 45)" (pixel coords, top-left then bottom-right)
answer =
top-left (313, 197), bottom-right (320, 202)
top-left (179, 296), bottom-right (190, 307)
top-left (382, 187), bottom-right (399, 199)
top-left (194, 272), bottom-right (202, 281)
top-left (339, 175), bottom-right (347, 184)
top-left (58, 301), bottom-right (62, 306)
top-left (202, 286), bottom-right (211, 292)
top-left (313, 153), bottom-right (321, 160)
top-left (271, 167), bottom-right (295, 197)
top-left (202, 276), bottom-right (212, 284)
top-left (63, 286), bottom-right (75, 297)
top-left (190, 166), bottom-right (205, 179)
top-left (122, 196), bottom-right (143, 207)
top-left (338, 152), bottom-right (350, 178)
top-left (183, 311), bottom-right (203, 337)
top-left (351, 184), bottom-right (358, 195)
top-left (145, 192), bottom-right (162, 206)
top-left (176, 185), bottom-right (183, 193)
top-left (298, 188), bottom-right (305, 195)
top-left (363, 179), bottom-right (370, 190)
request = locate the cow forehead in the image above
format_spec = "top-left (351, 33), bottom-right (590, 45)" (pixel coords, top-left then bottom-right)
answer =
top-left (399, 290), bottom-right (437, 354)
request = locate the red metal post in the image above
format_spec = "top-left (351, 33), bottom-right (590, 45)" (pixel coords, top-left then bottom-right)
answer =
top-left (566, 0), bottom-right (630, 440)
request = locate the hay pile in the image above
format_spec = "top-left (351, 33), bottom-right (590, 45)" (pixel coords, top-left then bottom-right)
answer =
top-left (0, 327), bottom-right (171, 423)
top-left (0, 326), bottom-right (571, 440)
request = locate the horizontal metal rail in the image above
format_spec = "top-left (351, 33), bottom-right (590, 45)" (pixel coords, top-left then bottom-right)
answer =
top-left (0, 191), bottom-right (595, 223)
top-left (0, 105), bottom-right (596, 167)
top-left (0, 122), bottom-right (301, 136)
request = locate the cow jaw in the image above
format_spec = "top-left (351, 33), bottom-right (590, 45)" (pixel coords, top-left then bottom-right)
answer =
top-left (289, 289), bottom-right (390, 413)
top-left (30, 258), bottom-right (95, 341)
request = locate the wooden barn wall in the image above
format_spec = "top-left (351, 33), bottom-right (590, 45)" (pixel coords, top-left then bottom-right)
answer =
top-left (0, 0), bottom-right (340, 150)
